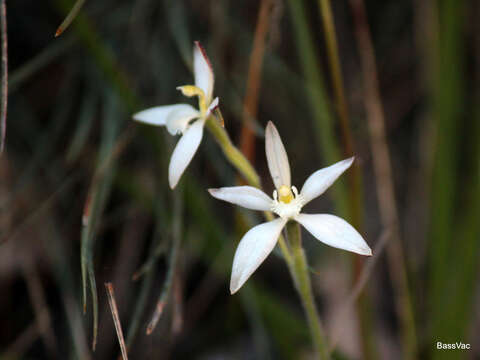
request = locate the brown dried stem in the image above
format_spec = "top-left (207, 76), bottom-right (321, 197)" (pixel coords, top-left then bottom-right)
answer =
top-left (105, 282), bottom-right (129, 360)
top-left (239, 0), bottom-right (274, 162)
top-left (0, 0), bottom-right (7, 153)
top-left (349, 0), bottom-right (417, 357)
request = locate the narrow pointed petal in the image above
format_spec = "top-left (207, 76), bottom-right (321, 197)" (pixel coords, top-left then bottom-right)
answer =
top-left (230, 218), bottom-right (287, 294)
top-left (133, 104), bottom-right (196, 127)
top-left (300, 157), bottom-right (354, 205)
top-left (165, 106), bottom-right (200, 135)
top-left (193, 41), bottom-right (214, 103)
top-left (265, 121), bottom-right (291, 189)
top-left (208, 186), bottom-right (272, 211)
top-left (168, 119), bottom-right (205, 189)
top-left (295, 213), bottom-right (372, 256)
top-left (206, 97), bottom-right (219, 115)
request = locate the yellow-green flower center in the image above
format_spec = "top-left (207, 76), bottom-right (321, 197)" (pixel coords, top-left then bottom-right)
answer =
top-left (278, 185), bottom-right (294, 203)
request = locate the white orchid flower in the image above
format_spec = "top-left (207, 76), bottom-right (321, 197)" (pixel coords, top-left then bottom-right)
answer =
top-left (209, 121), bottom-right (372, 294)
top-left (133, 41), bottom-right (219, 189)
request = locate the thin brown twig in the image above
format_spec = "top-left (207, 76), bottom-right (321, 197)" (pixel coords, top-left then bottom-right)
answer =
top-left (171, 272), bottom-right (183, 335)
top-left (105, 283), bottom-right (129, 360)
top-left (0, 0), bottom-right (7, 153)
top-left (22, 261), bottom-right (58, 358)
top-left (329, 229), bottom-right (391, 350)
top-left (2, 322), bottom-right (38, 358)
top-left (349, 0), bottom-right (417, 357)
top-left (1, 173), bottom-right (79, 244)
top-left (239, 0), bottom-right (274, 162)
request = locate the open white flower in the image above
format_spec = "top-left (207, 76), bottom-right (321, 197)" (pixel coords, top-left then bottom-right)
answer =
top-left (209, 121), bottom-right (372, 294)
top-left (133, 41), bottom-right (219, 189)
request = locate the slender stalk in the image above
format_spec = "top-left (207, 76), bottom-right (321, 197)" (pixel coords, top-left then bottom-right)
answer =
top-left (287, 221), bottom-right (329, 359)
top-left (205, 115), bottom-right (260, 188)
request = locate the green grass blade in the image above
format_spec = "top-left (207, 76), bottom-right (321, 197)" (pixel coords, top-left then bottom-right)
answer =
top-left (286, 0), bottom-right (347, 217)
top-left (55, 0), bottom-right (86, 37)
top-left (80, 91), bottom-right (121, 349)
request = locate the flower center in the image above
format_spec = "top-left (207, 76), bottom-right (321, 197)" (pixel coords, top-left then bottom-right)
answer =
top-left (278, 185), bottom-right (293, 203)
top-left (271, 185), bottom-right (303, 219)
top-left (177, 85), bottom-right (208, 114)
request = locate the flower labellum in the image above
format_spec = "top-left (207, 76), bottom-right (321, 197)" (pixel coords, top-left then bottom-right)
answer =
top-left (209, 121), bottom-right (372, 294)
top-left (132, 41), bottom-right (219, 189)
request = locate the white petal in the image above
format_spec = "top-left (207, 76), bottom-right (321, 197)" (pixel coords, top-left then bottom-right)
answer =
top-left (295, 213), bottom-right (372, 256)
top-left (165, 106), bottom-right (200, 135)
top-left (265, 121), bottom-right (291, 189)
top-left (133, 104), bottom-right (195, 127)
top-left (300, 157), bottom-right (354, 205)
top-left (193, 41), bottom-right (214, 103)
top-left (230, 218), bottom-right (287, 294)
top-left (168, 119), bottom-right (205, 189)
top-left (208, 186), bottom-right (272, 211)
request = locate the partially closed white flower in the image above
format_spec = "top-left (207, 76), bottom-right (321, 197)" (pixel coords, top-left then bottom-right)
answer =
top-left (133, 41), bottom-right (219, 189)
top-left (209, 121), bottom-right (372, 294)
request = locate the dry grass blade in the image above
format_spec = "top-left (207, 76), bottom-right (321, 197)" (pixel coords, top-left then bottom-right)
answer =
top-left (22, 262), bottom-right (58, 357)
top-left (105, 283), bottom-right (129, 360)
top-left (146, 192), bottom-right (183, 335)
top-left (55, 0), bottom-right (86, 37)
top-left (1, 173), bottom-right (78, 244)
top-left (329, 230), bottom-right (390, 351)
top-left (239, 0), bottom-right (274, 162)
top-left (2, 322), bottom-right (38, 358)
top-left (0, 0), bottom-right (7, 154)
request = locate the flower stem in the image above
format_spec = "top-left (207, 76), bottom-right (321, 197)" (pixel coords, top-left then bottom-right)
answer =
top-left (205, 116), bottom-right (260, 188)
top-left (287, 221), bottom-right (330, 359)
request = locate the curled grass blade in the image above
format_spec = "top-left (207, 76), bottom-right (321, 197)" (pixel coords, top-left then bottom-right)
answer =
top-left (81, 92), bottom-right (121, 350)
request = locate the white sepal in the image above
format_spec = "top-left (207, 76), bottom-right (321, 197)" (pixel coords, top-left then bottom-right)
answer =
top-left (208, 186), bottom-right (272, 211)
top-left (230, 218), bottom-right (287, 294)
top-left (133, 104), bottom-right (195, 127)
top-left (165, 106), bottom-right (200, 135)
top-left (265, 121), bottom-right (291, 189)
top-left (295, 213), bottom-right (372, 256)
top-left (300, 157), bottom-right (354, 205)
top-left (193, 41), bottom-right (214, 104)
top-left (168, 119), bottom-right (205, 189)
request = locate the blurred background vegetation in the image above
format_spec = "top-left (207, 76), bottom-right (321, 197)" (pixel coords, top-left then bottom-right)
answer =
top-left (0, 0), bottom-right (479, 359)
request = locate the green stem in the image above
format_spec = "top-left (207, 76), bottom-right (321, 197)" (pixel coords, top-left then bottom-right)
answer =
top-left (287, 221), bottom-right (329, 359)
top-left (205, 116), bottom-right (260, 188)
